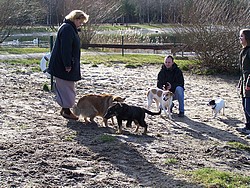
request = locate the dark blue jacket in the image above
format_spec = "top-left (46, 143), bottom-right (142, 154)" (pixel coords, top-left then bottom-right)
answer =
top-left (48, 19), bottom-right (81, 81)
top-left (157, 63), bottom-right (184, 93)
top-left (239, 46), bottom-right (250, 98)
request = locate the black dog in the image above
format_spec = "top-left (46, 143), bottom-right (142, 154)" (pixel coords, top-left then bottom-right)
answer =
top-left (104, 102), bottom-right (161, 134)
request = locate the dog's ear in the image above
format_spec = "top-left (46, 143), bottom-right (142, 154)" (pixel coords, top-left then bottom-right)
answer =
top-left (113, 96), bottom-right (126, 102)
top-left (167, 91), bottom-right (174, 96)
top-left (210, 100), bottom-right (215, 104)
top-left (114, 102), bottom-right (123, 108)
top-left (208, 100), bottom-right (215, 105)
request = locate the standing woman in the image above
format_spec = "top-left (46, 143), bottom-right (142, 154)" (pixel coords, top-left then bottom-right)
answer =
top-left (236, 29), bottom-right (250, 136)
top-left (48, 10), bottom-right (89, 120)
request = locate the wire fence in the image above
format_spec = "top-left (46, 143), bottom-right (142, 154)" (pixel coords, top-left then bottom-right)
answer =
top-left (0, 39), bottom-right (49, 48)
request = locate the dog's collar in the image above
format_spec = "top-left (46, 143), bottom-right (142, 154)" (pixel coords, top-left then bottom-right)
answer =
top-left (212, 104), bottom-right (216, 109)
top-left (163, 97), bottom-right (169, 101)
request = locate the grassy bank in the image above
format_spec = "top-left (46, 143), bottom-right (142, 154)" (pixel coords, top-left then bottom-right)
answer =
top-left (0, 47), bottom-right (199, 71)
top-left (0, 47), bottom-right (49, 54)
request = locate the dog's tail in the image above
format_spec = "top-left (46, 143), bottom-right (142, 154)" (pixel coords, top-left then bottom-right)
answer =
top-left (144, 108), bottom-right (161, 115)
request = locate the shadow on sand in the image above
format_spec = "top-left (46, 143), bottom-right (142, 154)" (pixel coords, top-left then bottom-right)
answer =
top-left (167, 114), bottom-right (249, 144)
top-left (67, 120), bottom-right (203, 187)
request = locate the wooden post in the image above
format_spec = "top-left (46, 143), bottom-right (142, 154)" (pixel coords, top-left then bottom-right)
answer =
top-left (121, 36), bottom-right (124, 56)
top-left (173, 36), bottom-right (176, 56)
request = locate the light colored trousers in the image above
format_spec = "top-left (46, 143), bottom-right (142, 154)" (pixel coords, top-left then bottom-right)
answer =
top-left (54, 77), bottom-right (76, 108)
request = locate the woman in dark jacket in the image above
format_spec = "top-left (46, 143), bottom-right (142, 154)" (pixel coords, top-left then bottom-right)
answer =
top-left (157, 55), bottom-right (185, 117)
top-left (236, 29), bottom-right (250, 137)
top-left (48, 10), bottom-right (89, 120)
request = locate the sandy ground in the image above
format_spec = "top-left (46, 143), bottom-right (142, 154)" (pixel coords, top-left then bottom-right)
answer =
top-left (0, 62), bottom-right (250, 187)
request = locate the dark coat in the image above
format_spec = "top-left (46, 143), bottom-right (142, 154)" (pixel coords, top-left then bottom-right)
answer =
top-left (48, 19), bottom-right (81, 81)
top-left (239, 46), bottom-right (250, 98)
top-left (157, 63), bottom-right (184, 93)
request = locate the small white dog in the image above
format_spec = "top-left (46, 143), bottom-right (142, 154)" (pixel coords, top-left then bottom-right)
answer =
top-left (207, 98), bottom-right (225, 118)
top-left (147, 88), bottom-right (174, 119)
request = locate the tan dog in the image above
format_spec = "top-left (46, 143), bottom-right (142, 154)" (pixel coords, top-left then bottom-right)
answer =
top-left (147, 88), bottom-right (174, 120)
top-left (73, 94), bottom-right (125, 126)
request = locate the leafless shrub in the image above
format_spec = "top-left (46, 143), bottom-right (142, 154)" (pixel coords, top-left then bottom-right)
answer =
top-left (0, 0), bottom-right (46, 43)
top-left (77, 0), bottom-right (122, 47)
top-left (79, 24), bottom-right (98, 48)
top-left (175, 0), bottom-right (250, 74)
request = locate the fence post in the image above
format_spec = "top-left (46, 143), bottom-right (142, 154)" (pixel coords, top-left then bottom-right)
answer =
top-left (50, 36), bottom-right (54, 91)
top-left (121, 36), bottom-right (124, 56)
top-left (173, 36), bottom-right (176, 56)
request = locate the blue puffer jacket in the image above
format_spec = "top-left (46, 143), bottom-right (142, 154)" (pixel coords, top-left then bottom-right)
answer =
top-left (48, 19), bottom-right (81, 81)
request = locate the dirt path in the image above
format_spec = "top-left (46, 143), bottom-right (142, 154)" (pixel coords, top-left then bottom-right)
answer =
top-left (0, 62), bottom-right (250, 187)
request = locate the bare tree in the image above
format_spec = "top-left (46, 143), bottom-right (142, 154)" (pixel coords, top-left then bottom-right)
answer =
top-left (175, 0), bottom-right (250, 74)
top-left (0, 1), bottom-right (13, 42)
top-left (75, 0), bottom-right (122, 47)
top-left (35, 0), bottom-right (122, 46)
top-left (0, 0), bottom-right (43, 43)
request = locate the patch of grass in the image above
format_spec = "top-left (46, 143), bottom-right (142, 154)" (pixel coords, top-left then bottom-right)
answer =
top-left (188, 168), bottom-right (250, 188)
top-left (98, 24), bottom-right (128, 31)
top-left (98, 24), bottom-right (153, 31)
top-left (227, 141), bottom-right (250, 152)
top-left (125, 62), bottom-right (142, 68)
top-left (0, 47), bottom-right (49, 54)
top-left (81, 54), bottom-right (198, 71)
top-left (98, 24), bottom-right (176, 31)
top-left (3, 59), bottom-right (40, 65)
top-left (164, 158), bottom-right (178, 165)
top-left (98, 134), bottom-right (116, 143)
top-left (43, 83), bottom-right (50, 92)
top-left (15, 69), bottom-right (26, 74)
top-left (81, 54), bottom-right (165, 65)
top-left (175, 59), bottom-right (200, 71)
top-left (91, 63), bottom-right (98, 67)
top-left (1, 47), bottom-right (198, 72)
top-left (18, 124), bottom-right (28, 130)
top-left (31, 66), bottom-right (41, 72)
top-left (64, 133), bottom-right (77, 142)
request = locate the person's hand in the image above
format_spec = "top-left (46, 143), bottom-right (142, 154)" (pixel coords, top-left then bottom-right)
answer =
top-left (65, 67), bottom-right (72, 72)
top-left (246, 86), bottom-right (250, 91)
top-left (166, 82), bottom-right (171, 90)
top-left (163, 82), bottom-right (171, 90)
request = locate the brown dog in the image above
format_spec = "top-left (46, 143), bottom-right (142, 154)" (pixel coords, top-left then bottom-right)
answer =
top-left (73, 94), bottom-right (125, 126)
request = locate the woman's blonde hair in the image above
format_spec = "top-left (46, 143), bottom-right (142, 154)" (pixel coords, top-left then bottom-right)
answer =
top-left (65, 10), bottom-right (89, 23)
